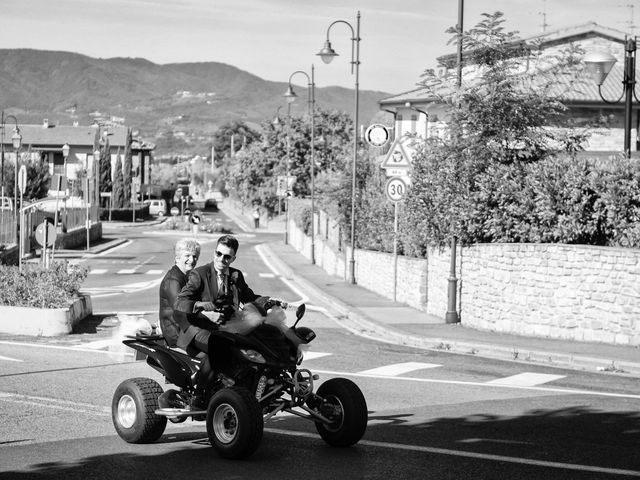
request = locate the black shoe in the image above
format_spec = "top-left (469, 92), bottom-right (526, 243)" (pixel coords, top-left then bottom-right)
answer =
top-left (158, 389), bottom-right (185, 409)
top-left (189, 394), bottom-right (206, 411)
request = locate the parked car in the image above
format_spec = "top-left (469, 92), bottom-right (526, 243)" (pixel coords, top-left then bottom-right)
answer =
top-left (203, 198), bottom-right (218, 212)
top-left (144, 199), bottom-right (167, 216)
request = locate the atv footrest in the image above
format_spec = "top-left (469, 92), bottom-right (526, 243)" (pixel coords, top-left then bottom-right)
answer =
top-left (155, 408), bottom-right (207, 418)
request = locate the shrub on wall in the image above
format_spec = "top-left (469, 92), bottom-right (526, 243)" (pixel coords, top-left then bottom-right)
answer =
top-left (0, 262), bottom-right (89, 308)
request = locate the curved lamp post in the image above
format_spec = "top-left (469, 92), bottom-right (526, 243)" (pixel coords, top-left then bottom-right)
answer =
top-left (317, 11), bottom-right (360, 283)
top-left (0, 113), bottom-right (21, 244)
top-left (284, 66), bottom-right (316, 264)
top-left (584, 38), bottom-right (638, 158)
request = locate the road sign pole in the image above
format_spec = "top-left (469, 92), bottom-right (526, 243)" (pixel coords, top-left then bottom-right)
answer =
top-left (393, 201), bottom-right (398, 302)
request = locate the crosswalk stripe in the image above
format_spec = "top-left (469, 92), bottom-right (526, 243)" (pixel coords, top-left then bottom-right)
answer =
top-left (146, 270), bottom-right (164, 275)
top-left (486, 372), bottom-right (566, 387)
top-left (88, 269), bottom-right (108, 275)
top-left (117, 269), bottom-right (137, 274)
top-left (259, 273), bottom-right (276, 278)
top-left (358, 362), bottom-right (441, 376)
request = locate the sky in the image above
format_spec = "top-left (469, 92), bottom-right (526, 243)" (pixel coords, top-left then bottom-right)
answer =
top-left (1, 0), bottom-right (637, 94)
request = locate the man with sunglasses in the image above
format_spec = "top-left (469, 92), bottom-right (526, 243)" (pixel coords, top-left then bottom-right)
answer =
top-left (174, 234), bottom-right (272, 407)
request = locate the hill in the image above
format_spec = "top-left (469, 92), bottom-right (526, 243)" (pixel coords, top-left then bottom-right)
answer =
top-left (0, 49), bottom-right (392, 156)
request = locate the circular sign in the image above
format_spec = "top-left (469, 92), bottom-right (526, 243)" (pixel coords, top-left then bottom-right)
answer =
top-left (385, 177), bottom-right (407, 203)
top-left (35, 221), bottom-right (57, 247)
top-left (170, 207), bottom-right (179, 216)
top-left (365, 124), bottom-right (391, 147)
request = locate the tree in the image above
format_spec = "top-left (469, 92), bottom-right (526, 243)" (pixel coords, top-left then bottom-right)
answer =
top-left (402, 11), bottom-right (588, 251)
top-left (123, 128), bottom-right (132, 207)
top-left (99, 134), bottom-right (112, 198)
top-left (112, 152), bottom-right (124, 209)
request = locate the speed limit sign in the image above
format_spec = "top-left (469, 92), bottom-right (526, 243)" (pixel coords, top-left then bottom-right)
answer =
top-left (385, 177), bottom-right (407, 203)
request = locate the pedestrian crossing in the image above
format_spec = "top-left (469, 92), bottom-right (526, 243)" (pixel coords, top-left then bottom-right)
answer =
top-left (88, 268), bottom-right (173, 276)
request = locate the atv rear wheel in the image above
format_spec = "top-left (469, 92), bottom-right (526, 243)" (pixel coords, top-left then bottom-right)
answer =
top-left (112, 377), bottom-right (167, 443)
top-left (315, 378), bottom-right (368, 447)
top-left (206, 387), bottom-right (263, 459)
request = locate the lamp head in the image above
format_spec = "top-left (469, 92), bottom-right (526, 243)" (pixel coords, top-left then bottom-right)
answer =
top-left (317, 40), bottom-right (338, 64)
top-left (11, 128), bottom-right (22, 150)
top-left (62, 143), bottom-right (70, 158)
top-left (583, 51), bottom-right (617, 86)
top-left (284, 85), bottom-right (298, 104)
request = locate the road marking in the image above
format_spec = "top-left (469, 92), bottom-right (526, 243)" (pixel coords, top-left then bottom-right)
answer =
top-left (146, 269), bottom-right (164, 275)
top-left (259, 273), bottom-right (276, 278)
top-left (0, 340), bottom-right (132, 357)
top-left (88, 269), bottom-right (108, 275)
top-left (358, 362), bottom-right (441, 376)
top-left (310, 368), bottom-right (640, 400)
top-left (117, 269), bottom-right (137, 274)
top-left (0, 392), bottom-right (110, 415)
top-left (264, 429), bottom-right (639, 477)
top-left (0, 354), bottom-right (23, 362)
top-left (302, 351), bottom-right (331, 360)
top-left (486, 372), bottom-right (566, 387)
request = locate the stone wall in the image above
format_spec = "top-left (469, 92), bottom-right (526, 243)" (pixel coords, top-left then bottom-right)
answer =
top-left (460, 244), bottom-right (640, 346)
top-left (288, 216), bottom-right (640, 346)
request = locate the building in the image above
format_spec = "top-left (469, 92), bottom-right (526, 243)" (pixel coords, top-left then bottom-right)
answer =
top-left (0, 119), bottom-right (154, 202)
top-left (379, 23), bottom-right (634, 157)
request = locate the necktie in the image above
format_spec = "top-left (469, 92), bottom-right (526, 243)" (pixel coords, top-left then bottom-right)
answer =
top-left (219, 272), bottom-right (227, 296)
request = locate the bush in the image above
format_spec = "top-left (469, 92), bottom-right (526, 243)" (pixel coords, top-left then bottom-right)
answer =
top-left (0, 262), bottom-right (89, 308)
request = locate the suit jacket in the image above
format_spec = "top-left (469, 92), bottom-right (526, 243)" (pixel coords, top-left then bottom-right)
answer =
top-left (174, 262), bottom-right (260, 349)
top-left (158, 265), bottom-right (189, 347)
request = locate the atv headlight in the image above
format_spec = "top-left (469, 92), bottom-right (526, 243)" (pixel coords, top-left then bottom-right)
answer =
top-left (240, 349), bottom-right (266, 364)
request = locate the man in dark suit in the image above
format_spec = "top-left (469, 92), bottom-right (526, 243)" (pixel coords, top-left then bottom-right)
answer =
top-left (175, 234), bottom-right (275, 406)
top-left (158, 238), bottom-right (201, 347)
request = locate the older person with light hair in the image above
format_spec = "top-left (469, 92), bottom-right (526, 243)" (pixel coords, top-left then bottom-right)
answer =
top-left (159, 238), bottom-right (201, 346)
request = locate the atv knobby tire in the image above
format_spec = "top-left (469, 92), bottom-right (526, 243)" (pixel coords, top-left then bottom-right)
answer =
top-left (206, 387), bottom-right (263, 459)
top-left (315, 377), bottom-right (368, 447)
top-left (112, 377), bottom-right (167, 443)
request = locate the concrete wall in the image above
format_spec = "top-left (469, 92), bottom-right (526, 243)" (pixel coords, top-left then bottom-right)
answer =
top-left (289, 216), bottom-right (640, 346)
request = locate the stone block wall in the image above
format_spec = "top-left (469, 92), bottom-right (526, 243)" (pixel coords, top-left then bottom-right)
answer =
top-left (288, 215), bottom-right (640, 346)
top-left (461, 244), bottom-right (640, 346)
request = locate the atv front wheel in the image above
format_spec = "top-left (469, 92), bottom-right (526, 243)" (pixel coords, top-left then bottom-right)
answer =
top-left (315, 378), bottom-right (368, 447)
top-left (206, 387), bottom-right (263, 459)
top-left (112, 377), bottom-right (167, 443)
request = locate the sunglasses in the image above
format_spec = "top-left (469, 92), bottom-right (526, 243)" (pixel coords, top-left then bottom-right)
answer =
top-left (215, 250), bottom-right (234, 262)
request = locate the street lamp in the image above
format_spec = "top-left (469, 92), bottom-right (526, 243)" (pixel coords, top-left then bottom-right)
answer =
top-left (317, 11), bottom-right (361, 283)
top-left (584, 38), bottom-right (638, 158)
top-left (94, 148), bottom-right (100, 206)
top-left (284, 65), bottom-right (316, 264)
top-left (0, 113), bottom-right (21, 245)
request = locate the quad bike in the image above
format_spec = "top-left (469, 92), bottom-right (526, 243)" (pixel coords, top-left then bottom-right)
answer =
top-left (111, 302), bottom-right (368, 459)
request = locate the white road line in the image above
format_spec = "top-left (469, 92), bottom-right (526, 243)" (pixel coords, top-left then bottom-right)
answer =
top-left (486, 372), bottom-right (566, 387)
top-left (358, 362), bottom-right (441, 376)
top-left (117, 269), bottom-right (137, 274)
top-left (264, 428), bottom-right (640, 477)
top-left (0, 392), bottom-right (110, 415)
top-left (88, 269), bottom-right (108, 275)
top-left (302, 351), bottom-right (332, 360)
top-left (0, 340), bottom-right (132, 357)
top-left (0, 354), bottom-right (23, 362)
top-left (259, 273), bottom-right (276, 278)
top-left (146, 269), bottom-right (164, 275)
top-left (311, 368), bottom-right (640, 400)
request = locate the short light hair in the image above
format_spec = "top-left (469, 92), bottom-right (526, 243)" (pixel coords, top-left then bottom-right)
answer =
top-left (175, 238), bottom-right (201, 258)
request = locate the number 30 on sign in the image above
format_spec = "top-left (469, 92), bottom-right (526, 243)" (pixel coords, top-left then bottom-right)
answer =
top-left (385, 177), bottom-right (407, 203)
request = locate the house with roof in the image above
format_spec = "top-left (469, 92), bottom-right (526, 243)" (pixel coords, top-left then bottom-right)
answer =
top-left (1, 119), bottom-right (154, 201)
top-left (379, 23), bottom-right (634, 158)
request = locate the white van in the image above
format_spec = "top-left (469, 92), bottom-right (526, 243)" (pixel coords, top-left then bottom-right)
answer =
top-left (144, 199), bottom-right (166, 216)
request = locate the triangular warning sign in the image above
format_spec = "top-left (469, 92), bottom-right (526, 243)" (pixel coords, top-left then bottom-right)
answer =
top-left (380, 137), bottom-right (412, 169)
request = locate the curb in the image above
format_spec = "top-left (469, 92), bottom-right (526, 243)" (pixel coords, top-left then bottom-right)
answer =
top-left (260, 242), bottom-right (640, 377)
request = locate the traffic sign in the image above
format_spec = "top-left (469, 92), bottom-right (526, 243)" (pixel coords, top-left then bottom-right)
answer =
top-left (190, 214), bottom-right (201, 225)
top-left (365, 124), bottom-right (391, 147)
top-left (18, 165), bottom-right (27, 194)
top-left (170, 207), bottom-right (179, 216)
top-left (35, 220), bottom-right (57, 247)
top-left (385, 177), bottom-right (408, 203)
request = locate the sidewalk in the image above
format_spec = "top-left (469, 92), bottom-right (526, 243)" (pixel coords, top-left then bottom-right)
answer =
top-left (221, 202), bottom-right (640, 377)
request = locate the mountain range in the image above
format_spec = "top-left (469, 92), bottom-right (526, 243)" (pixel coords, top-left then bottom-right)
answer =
top-left (0, 49), bottom-right (394, 157)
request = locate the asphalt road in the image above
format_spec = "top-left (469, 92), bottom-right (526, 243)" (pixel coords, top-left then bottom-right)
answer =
top-left (1, 212), bottom-right (639, 479)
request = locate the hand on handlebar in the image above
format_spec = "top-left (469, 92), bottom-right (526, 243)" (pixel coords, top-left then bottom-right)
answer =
top-left (268, 297), bottom-right (288, 310)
